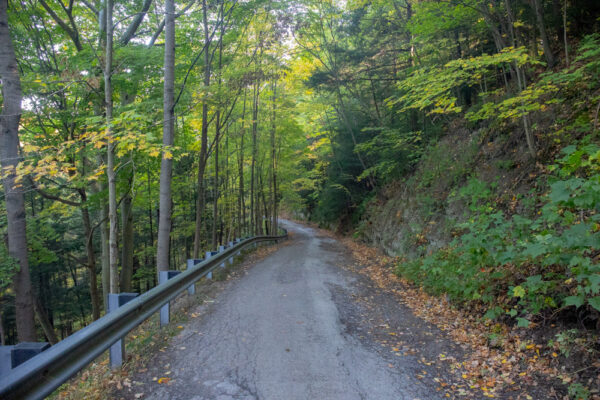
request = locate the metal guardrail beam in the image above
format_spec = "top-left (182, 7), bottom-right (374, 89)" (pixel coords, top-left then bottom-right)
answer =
top-left (0, 232), bottom-right (286, 400)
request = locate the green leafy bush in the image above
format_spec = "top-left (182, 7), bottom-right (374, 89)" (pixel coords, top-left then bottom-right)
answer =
top-left (396, 140), bottom-right (600, 323)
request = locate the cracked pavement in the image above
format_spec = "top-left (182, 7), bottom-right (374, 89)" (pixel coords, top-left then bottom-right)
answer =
top-left (117, 220), bottom-right (457, 400)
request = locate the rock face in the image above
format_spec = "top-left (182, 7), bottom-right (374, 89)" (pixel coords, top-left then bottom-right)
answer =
top-left (358, 127), bottom-right (533, 259)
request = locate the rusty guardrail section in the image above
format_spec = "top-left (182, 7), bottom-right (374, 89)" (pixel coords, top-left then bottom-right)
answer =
top-left (0, 231), bottom-right (287, 400)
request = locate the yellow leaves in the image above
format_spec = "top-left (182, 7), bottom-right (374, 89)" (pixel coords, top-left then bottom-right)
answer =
top-left (157, 377), bottom-right (170, 384)
top-left (22, 143), bottom-right (40, 153)
top-left (149, 149), bottom-right (161, 158)
top-left (87, 169), bottom-right (105, 182)
top-left (163, 150), bottom-right (173, 160)
top-left (512, 285), bottom-right (526, 298)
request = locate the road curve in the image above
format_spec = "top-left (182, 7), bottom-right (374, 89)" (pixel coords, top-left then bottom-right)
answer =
top-left (135, 220), bottom-right (444, 400)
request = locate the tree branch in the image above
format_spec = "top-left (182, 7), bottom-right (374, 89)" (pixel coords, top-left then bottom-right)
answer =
top-left (119, 0), bottom-right (154, 46)
top-left (29, 177), bottom-right (82, 207)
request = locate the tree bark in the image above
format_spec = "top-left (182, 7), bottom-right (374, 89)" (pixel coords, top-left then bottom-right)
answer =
top-left (105, 0), bottom-right (119, 293)
top-left (33, 295), bottom-right (58, 344)
top-left (563, 0), bottom-right (569, 66)
top-left (212, 113), bottom-right (220, 249)
top-left (250, 78), bottom-right (260, 236)
top-left (238, 89), bottom-right (247, 237)
top-left (531, 0), bottom-right (555, 68)
top-left (80, 194), bottom-right (101, 320)
top-left (157, 0), bottom-right (175, 272)
top-left (270, 81), bottom-right (277, 234)
top-left (100, 202), bottom-right (110, 308)
top-left (120, 194), bottom-right (134, 291)
top-left (0, 0), bottom-right (37, 342)
top-left (193, 0), bottom-right (211, 258)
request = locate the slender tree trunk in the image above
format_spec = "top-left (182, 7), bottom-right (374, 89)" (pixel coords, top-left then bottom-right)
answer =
top-left (157, 0), bottom-right (175, 272)
top-left (193, 0), bottom-right (211, 258)
top-left (80, 195), bottom-right (101, 320)
top-left (238, 90), bottom-right (247, 237)
top-left (105, 0), bottom-right (119, 294)
top-left (563, 0), bottom-right (569, 66)
top-left (212, 113), bottom-right (220, 249)
top-left (100, 201), bottom-right (110, 308)
top-left (531, 0), bottom-right (555, 67)
top-left (0, 0), bottom-right (37, 342)
top-left (120, 94), bottom-right (136, 291)
top-left (250, 80), bottom-right (260, 236)
top-left (33, 296), bottom-right (58, 344)
top-left (120, 195), bottom-right (134, 290)
top-left (225, 131), bottom-right (231, 241)
top-left (212, 12), bottom-right (225, 249)
top-left (270, 81), bottom-right (277, 234)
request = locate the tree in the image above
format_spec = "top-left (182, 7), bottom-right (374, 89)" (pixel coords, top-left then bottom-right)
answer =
top-left (0, 0), bottom-right (36, 341)
top-left (157, 0), bottom-right (176, 272)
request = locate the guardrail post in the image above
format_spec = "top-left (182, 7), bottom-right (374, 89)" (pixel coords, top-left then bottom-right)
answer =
top-left (218, 245), bottom-right (226, 268)
top-left (159, 271), bottom-right (181, 326)
top-left (186, 259), bottom-right (203, 295)
top-left (205, 251), bottom-right (217, 279)
top-left (108, 293), bottom-right (139, 368)
top-left (227, 241), bottom-right (234, 265)
top-left (235, 238), bottom-right (242, 256)
top-left (0, 343), bottom-right (50, 377)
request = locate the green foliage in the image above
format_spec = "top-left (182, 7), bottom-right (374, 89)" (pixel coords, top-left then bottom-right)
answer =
top-left (389, 47), bottom-right (536, 115)
top-left (396, 138), bottom-right (600, 322)
top-left (0, 243), bottom-right (18, 293)
top-left (568, 383), bottom-right (590, 400)
top-left (354, 127), bottom-right (423, 183)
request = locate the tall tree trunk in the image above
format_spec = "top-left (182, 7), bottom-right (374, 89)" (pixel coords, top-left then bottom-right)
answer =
top-left (212, 113), bottom-right (220, 249)
top-left (238, 89), bottom-right (247, 237)
top-left (120, 92), bottom-right (136, 290)
top-left (33, 296), bottom-right (58, 344)
top-left (0, 0), bottom-right (37, 342)
top-left (80, 192), bottom-right (101, 320)
top-left (100, 201), bottom-right (110, 308)
top-left (212, 12), bottom-right (225, 249)
top-left (157, 0), bottom-right (175, 272)
top-left (193, 0), bottom-right (211, 258)
top-left (530, 0), bottom-right (555, 68)
top-left (105, 0), bottom-right (119, 293)
top-left (225, 130), bottom-right (231, 241)
top-left (250, 81), bottom-right (259, 236)
top-left (270, 81), bottom-right (277, 234)
top-left (563, 0), bottom-right (569, 66)
top-left (120, 194), bottom-right (134, 290)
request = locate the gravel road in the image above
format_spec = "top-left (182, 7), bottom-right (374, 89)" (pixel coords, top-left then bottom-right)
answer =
top-left (119, 220), bottom-right (463, 400)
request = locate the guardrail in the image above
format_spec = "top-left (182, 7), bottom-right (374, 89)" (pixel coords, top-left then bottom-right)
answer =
top-left (0, 231), bottom-right (287, 400)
